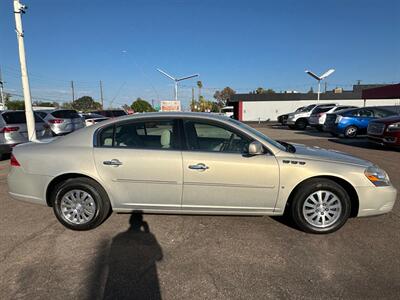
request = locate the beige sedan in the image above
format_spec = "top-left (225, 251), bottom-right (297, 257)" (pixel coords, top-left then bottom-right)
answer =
top-left (8, 112), bottom-right (397, 233)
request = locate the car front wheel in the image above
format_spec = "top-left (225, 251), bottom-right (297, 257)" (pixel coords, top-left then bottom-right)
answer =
top-left (51, 177), bottom-right (111, 230)
top-left (290, 178), bottom-right (351, 234)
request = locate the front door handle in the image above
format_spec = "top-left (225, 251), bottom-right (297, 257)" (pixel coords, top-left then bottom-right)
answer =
top-left (103, 159), bottom-right (123, 167)
top-left (188, 163), bottom-right (209, 171)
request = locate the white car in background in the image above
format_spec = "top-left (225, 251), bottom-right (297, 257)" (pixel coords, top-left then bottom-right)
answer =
top-left (80, 113), bottom-right (109, 126)
top-left (309, 105), bottom-right (357, 131)
top-left (287, 103), bottom-right (337, 130)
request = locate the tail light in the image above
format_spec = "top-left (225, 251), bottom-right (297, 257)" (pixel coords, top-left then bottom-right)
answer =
top-left (0, 126), bottom-right (20, 133)
top-left (10, 154), bottom-right (20, 167)
top-left (48, 119), bottom-right (64, 124)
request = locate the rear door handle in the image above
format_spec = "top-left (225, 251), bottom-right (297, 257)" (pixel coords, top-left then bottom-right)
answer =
top-left (103, 159), bottom-right (123, 167)
top-left (188, 163), bottom-right (209, 171)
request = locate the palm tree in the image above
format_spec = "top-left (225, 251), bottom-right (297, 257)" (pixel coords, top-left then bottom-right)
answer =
top-left (197, 81), bottom-right (203, 100)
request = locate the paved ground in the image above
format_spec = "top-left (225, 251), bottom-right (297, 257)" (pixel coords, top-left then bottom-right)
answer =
top-left (0, 125), bottom-right (399, 299)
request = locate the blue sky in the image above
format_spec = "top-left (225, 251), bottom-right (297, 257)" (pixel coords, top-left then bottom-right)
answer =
top-left (1, 0), bottom-right (399, 109)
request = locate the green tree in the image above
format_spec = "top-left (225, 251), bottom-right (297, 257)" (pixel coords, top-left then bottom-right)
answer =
top-left (61, 102), bottom-right (74, 109)
top-left (71, 96), bottom-right (102, 112)
top-left (213, 86), bottom-right (236, 108)
top-left (131, 98), bottom-right (155, 113)
top-left (197, 80), bottom-right (203, 100)
top-left (33, 101), bottom-right (59, 108)
top-left (5, 99), bottom-right (25, 110)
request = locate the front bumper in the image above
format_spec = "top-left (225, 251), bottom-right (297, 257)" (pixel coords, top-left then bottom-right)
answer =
top-left (356, 185), bottom-right (397, 217)
top-left (368, 134), bottom-right (400, 146)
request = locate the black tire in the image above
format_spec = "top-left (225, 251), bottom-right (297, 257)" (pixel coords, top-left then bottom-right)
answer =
top-left (289, 178), bottom-right (351, 234)
top-left (316, 125), bottom-right (323, 132)
top-left (288, 125), bottom-right (296, 129)
top-left (344, 126), bottom-right (358, 138)
top-left (295, 119), bottom-right (308, 130)
top-left (51, 177), bottom-right (111, 230)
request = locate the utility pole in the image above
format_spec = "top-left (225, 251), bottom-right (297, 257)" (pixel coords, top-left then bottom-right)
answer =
top-left (13, 0), bottom-right (36, 141)
top-left (71, 80), bottom-right (75, 103)
top-left (99, 80), bottom-right (104, 109)
top-left (0, 67), bottom-right (5, 107)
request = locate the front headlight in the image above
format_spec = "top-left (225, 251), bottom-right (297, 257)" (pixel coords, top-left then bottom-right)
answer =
top-left (364, 166), bottom-right (390, 186)
top-left (387, 122), bottom-right (400, 132)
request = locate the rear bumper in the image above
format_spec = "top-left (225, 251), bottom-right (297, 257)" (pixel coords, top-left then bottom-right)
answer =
top-left (356, 185), bottom-right (397, 217)
top-left (8, 167), bottom-right (51, 206)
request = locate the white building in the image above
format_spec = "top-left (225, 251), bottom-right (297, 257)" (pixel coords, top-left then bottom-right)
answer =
top-left (228, 84), bottom-right (400, 121)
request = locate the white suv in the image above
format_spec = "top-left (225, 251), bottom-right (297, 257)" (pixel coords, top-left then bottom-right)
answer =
top-left (287, 104), bottom-right (337, 130)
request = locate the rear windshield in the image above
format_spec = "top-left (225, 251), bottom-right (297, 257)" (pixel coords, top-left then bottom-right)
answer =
top-left (92, 110), bottom-right (126, 117)
top-left (111, 110), bottom-right (127, 117)
top-left (51, 110), bottom-right (80, 119)
top-left (2, 111), bottom-right (43, 124)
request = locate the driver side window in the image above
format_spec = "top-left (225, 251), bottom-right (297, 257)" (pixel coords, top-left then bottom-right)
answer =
top-left (184, 121), bottom-right (250, 153)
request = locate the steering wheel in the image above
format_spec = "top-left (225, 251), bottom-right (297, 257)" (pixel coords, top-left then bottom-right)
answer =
top-left (220, 133), bottom-right (235, 152)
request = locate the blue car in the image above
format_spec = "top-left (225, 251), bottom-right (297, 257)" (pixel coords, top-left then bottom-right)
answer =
top-left (324, 107), bottom-right (397, 138)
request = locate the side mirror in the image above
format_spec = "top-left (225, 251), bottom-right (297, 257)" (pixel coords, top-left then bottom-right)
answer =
top-left (248, 141), bottom-right (264, 155)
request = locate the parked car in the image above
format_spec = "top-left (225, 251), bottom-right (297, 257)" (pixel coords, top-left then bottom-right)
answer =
top-left (8, 112), bottom-right (397, 234)
top-left (324, 107), bottom-right (398, 138)
top-left (367, 115), bottom-right (400, 147)
top-left (44, 109), bottom-right (85, 135)
top-left (81, 113), bottom-right (109, 126)
top-left (0, 110), bottom-right (52, 158)
top-left (287, 103), bottom-right (337, 130)
top-left (309, 105), bottom-right (357, 131)
top-left (277, 106), bottom-right (305, 125)
top-left (91, 110), bottom-right (127, 118)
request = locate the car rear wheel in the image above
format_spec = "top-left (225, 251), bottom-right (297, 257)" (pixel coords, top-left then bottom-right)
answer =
top-left (295, 119), bottom-right (308, 130)
top-left (290, 178), bottom-right (351, 234)
top-left (52, 177), bottom-right (111, 230)
top-left (344, 126), bottom-right (358, 138)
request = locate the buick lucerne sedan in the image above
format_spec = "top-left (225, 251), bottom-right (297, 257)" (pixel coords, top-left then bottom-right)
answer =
top-left (8, 113), bottom-right (397, 233)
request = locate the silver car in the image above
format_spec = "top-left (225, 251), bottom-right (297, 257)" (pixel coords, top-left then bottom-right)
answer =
top-left (8, 112), bottom-right (397, 233)
top-left (44, 109), bottom-right (85, 135)
top-left (0, 110), bottom-right (52, 158)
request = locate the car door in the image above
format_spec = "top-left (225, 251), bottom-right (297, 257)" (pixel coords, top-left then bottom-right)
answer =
top-left (356, 109), bottom-right (375, 132)
top-left (93, 118), bottom-right (183, 211)
top-left (181, 119), bottom-right (279, 213)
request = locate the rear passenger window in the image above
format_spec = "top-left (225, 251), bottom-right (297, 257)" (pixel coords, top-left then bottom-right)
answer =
top-left (99, 126), bottom-right (114, 147)
top-left (99, 120), bottom-right (178, 150)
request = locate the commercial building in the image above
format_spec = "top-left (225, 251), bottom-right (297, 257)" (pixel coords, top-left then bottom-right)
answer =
top-left (228, 84), bottom-right (400, 121)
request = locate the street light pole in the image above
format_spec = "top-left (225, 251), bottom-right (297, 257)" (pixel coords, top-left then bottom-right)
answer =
top-left (13, 0), bottom-right (36, 141)
top-left (305, 69), bottom-right (335, 104)
top-left (0, 67), bottom-right (5, 107)
top-left (317, 80), bottom-right (321, 103)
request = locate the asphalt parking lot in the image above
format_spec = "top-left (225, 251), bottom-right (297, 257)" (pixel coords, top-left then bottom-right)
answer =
top-left (0, 124), bottom-right (399, 300)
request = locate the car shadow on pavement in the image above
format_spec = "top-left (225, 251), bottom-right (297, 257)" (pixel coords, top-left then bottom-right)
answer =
top-left (328, 138), bottom-right (400, 152)
top-left (88, 213), bottom-right (163, 300)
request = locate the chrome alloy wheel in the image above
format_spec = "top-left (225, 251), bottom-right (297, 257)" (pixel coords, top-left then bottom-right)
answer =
top-left (60, 189), bottom-right (97, 225)
top-left (302, 190), bottom-right (342, 228)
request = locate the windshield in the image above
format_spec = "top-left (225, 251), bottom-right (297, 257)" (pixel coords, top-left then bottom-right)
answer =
top-left (301, 104), bottom-right (316, 112)
top-left (228, 118), bottom-right (287, 152)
